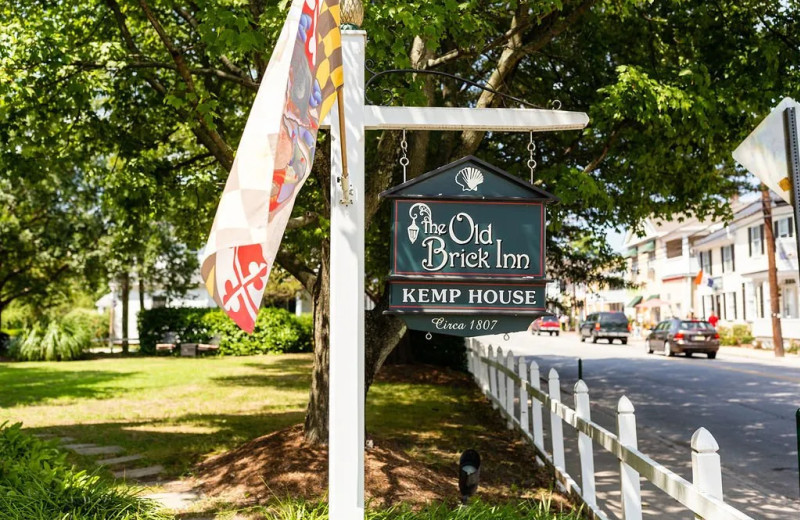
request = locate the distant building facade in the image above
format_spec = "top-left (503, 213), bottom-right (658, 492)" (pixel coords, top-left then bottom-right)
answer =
top-left (590, 196), bottom-right (800, 345)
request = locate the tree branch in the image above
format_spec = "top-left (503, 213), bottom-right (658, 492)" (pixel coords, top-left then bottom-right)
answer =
top-left (103, 0), bottom-right (167, 94)
top-left (582, 123), bottom-right (626, 174)
top-left (275, 251), bottom-right (317, 294)
top-left (286, 212), bottom-right (319, 230)
top-left (135, 0), bottom-right (234, 169)
top-left (173, 6), bottom-right (257, 88)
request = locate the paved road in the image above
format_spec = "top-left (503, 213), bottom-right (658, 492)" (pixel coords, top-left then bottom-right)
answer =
top-left (478, 331), bottom-right (800, 520)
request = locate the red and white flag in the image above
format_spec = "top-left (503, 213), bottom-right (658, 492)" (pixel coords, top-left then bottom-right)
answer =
top-left (201, 0), bottom-right (343, 332)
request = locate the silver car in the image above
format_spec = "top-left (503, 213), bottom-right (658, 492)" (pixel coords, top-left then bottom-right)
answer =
top-left (646, 319), bottom-right (720, 359)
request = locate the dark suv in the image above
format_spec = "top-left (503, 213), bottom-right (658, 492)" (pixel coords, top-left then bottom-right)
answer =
top-left (579, 312), bottom-right (631, 344)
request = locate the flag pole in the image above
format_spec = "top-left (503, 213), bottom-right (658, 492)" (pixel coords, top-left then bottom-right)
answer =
top-left (337, 87), bottom-right (351, 205)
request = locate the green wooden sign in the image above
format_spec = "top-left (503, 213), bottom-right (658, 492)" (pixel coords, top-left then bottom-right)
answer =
top-left (381, 156), bottom-right (557, 337)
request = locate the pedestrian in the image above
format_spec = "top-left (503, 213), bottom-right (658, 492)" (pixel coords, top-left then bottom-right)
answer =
top-left (560, 314), bottom-right (568, 331)
top-left (708, 312), bottom-right (719, 328)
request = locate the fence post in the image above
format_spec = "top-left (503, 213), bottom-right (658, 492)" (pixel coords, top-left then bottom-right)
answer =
top-left (496, 347), bottom-right (505, 411)
top-left (481, 343), bottom-right (490, 395)
top-left (487, 345), bottom-right (496, 407)
top-left (518, 358), bottom-right (529, 436)
top-left (505, 350), bottom-right (515, 429)
top-left (467, 338), bottom-right (474, 375)
top-left (549, 368), bottom-right (565, 471)
top-left (691, 427), bottom-right (723, 520)
top-left (530, 361), bottom-right (544, 455)
top-left (575, 380), bottom-right (596, 508)
top-left (618, 396), bottom-right (642, 520)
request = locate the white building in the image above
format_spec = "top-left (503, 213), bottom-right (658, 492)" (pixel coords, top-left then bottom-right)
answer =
top-left (590, 196), bottom-right (800, 345)
top-left (692, 197), bottom-right (799, 342)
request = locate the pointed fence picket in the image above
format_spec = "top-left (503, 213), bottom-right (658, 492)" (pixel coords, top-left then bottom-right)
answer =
top-left (466, 340), bottom-right (754, 520)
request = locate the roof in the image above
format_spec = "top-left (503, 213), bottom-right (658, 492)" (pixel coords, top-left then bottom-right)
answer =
top-left (693, 197), bottom-right (788, 247)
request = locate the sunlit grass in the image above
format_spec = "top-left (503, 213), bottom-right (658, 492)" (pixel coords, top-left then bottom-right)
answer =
top-left (0, 355), bottom-right (312, 476)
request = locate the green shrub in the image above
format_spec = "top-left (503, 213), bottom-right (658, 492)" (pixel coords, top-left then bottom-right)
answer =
top-left (9, 320), bottom-right (93, 361)
top-left (64, 308), bottom-right (109, 340)
top-left (717, 324), bottom-right (754, 346)
top-left (138, 308), bottom-right (210, 354)
top-left (138, 307), bottom-right (312, 355)
top-left (0, 422), bottom-right (172, 520)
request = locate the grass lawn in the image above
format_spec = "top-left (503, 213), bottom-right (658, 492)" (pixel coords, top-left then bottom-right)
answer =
top-left (0, 354), bottom-right (566, 517)
top-left (0, 354), bottom-right (312, 477)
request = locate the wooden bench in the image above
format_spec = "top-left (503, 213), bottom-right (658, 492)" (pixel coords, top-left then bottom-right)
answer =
top-left (156, 333), bottom-right (179, 354)
top-left (180, 342), bottom-right (220, 357)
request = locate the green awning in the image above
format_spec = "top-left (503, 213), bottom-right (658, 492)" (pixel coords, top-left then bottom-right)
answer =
top-left (622, 247), bottom-right (637, 258)
top-left (646, 294), bottom-right (660, 300)
top-left (640, 241), bottom-right (655, 253)
top-left (627, 296), bottom-right (643, 307)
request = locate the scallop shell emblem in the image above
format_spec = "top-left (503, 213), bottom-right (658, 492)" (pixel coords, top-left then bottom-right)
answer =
top-left (455, 166), bottom-right (484, 191)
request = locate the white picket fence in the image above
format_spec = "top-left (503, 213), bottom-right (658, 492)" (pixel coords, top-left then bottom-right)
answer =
top-left (465, 339), bottom-right (754, 520)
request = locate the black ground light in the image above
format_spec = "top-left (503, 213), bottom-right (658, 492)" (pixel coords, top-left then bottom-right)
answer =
top-left (458, 449), bottom-right (481, 504)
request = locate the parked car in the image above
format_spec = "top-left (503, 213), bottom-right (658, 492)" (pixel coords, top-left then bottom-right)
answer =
top-left (531, 315), bottom-right (560, 336)
top-left (646, 318), bottom-right (720, 358)
top-left (579, 312), bottom-right (630, 344)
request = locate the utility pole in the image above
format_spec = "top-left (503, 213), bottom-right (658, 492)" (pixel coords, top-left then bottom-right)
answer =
top-left (761, 184), bottom-right (785, 357)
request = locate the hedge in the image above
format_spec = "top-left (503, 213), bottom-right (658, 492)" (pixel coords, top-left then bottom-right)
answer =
top-left (138, 307), bottom-right (312, 356)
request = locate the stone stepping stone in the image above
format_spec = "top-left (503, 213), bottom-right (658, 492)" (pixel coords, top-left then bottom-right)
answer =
top-left (58, 437), bottom-right (75, 443)
top-left (144, 491), bottom-right (201, 510)
top-left (95, 454), bottom-right (143, 466)
top-left (113, 465), bottom-right (163, 480)
top-left (73, 445), bottom-right (123, 456)
top-left (63, 443), bottom-right (97, 450)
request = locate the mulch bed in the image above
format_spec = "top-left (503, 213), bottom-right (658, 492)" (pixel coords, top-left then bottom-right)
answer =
top-left (191, 364), bottom-right (566, 510)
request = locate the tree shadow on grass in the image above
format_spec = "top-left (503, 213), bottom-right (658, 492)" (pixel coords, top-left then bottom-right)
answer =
top-left (26, 410), bottom-right (306, 479)
top-left (0, 364), bottom-right (136, 407)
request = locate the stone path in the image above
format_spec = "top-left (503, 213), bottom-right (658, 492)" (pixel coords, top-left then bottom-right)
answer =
top-left (51, 436), bottom-right (206, 514)
top-left (57, 438), bottom-right (166, 484)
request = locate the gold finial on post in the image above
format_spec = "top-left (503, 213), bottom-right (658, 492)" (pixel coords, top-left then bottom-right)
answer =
top-left (340, 0), bottom-right (363, 29)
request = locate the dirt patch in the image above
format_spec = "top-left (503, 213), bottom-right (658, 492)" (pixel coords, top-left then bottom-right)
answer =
top-left (192, 364), bottom-right (563, 510)
top-left (373, 363), bottom-right (474, 388)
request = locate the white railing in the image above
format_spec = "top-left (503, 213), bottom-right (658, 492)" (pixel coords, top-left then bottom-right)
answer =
top-left (465, 339), bottom-right (753, 520)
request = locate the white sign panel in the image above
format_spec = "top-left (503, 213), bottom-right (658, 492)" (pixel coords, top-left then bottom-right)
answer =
top-left (732, 97), bottom-right (800, 204)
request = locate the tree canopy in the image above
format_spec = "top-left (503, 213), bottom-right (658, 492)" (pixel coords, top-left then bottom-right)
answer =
top-left (2, 0), bottom-right (798, 437)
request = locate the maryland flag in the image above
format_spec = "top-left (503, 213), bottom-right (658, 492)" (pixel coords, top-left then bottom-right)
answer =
top-left (201, 0), bottom-right (343, 332)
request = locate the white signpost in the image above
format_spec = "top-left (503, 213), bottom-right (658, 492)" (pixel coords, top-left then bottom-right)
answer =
top-left (325, 27), bottom-right (588, 520)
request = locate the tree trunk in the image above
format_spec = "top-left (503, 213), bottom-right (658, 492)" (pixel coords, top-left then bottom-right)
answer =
top-left (364, 290), bottom-right (407, 394)
top-left (138, 258), bottom-right (145, 312)
top-left (761, 185), bottom-right (785, 357)
top-left (121, 272), bottom-right (130, 354)
top-left (304, 241), bottom-right (330, 443)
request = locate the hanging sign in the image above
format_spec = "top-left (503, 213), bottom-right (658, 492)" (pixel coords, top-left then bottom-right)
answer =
top-left (381, 156), bottom-right (557, 336)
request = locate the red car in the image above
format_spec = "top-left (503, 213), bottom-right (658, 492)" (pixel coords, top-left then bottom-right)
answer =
top-left (531, 315), bottom-right (560, 336)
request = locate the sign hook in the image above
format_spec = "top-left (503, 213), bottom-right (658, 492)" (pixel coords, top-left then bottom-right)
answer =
top-left (400, 130), bottom-right (409, 183)
top-left (527, 132), bottom-right (537, 184)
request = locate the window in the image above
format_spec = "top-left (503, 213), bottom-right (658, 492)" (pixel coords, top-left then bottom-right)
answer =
top-left (152, 295), bottom-right (167, 308)
top-left (699, 250), bottom-right (712, 275)
top-left (721, 245), bottom-right (735, 273)
top-left (666, 239), bottom-right (683, 259)
top-left (757, 282), bottom-right (765, 318)
top-left (748, 225), bottom-right (765, 257)
top-left (783, 280), bottom-right (797, 319)
top-left (774, 216), bottom-right (794, 238)
top-left (726, 292), bottom-right (737, 320)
